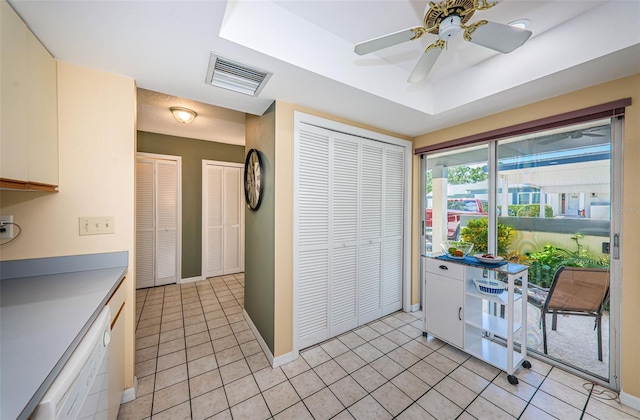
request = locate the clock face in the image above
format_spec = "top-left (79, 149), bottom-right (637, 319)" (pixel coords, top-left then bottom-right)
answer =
top-left (244, 149), bottom-right (263, 210)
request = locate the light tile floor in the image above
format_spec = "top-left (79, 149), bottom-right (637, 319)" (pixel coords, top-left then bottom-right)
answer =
top-left (119, 274), bottom-right (639, 420)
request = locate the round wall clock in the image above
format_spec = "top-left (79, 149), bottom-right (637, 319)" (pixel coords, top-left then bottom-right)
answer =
top-left (244, 148), bottom-right (264, 210)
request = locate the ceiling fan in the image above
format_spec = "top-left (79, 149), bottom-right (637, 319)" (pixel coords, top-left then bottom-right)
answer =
top-left (354, 0), bottom-right (532, 83)
top-left (537, 127), bottom-right (609, 145)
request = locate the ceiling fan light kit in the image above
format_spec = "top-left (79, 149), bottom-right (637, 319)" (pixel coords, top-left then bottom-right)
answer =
top-left (438, 15), bottom-right (462, 40)
top-left (354, 0), bottom-right (532, 83)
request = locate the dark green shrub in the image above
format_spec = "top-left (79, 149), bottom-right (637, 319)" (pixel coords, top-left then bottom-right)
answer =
top-left (526, 239), bottom-right (610, 288)
top-left (460, 218), bottom-right (513, 255)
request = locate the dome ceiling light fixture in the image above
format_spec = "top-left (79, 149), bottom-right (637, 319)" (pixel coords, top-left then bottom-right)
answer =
top-left (170, 106), bottom-right (197, 124)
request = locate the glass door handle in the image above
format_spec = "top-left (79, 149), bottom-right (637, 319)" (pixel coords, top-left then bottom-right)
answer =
top-left (613, 233), bottom-right (620, 260)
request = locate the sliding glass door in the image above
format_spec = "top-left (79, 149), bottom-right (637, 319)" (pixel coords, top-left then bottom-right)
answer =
top-left (422, 118), bottom-right (620, 387)
top-left (498, 119), bottom-right (614, 382)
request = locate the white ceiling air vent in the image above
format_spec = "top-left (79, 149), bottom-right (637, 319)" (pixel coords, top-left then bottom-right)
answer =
top-left (206, 54), bottom-right (272, 97)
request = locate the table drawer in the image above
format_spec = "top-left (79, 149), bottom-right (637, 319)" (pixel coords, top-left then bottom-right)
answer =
top-left (425, 258), bottom-right (464, 280)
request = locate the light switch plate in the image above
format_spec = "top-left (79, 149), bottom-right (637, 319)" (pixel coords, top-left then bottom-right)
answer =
top-left (79, 216), bottom-right (115, 235)
top-left (0, 215), bottom-right (14, 239)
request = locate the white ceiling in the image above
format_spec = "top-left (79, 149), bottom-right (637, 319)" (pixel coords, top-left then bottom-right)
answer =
top-left (8, 0), bottom-right (640, 140)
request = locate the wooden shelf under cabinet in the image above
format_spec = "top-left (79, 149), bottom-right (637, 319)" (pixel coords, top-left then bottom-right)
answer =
top-left (0, 178), bottom-right (58, 192)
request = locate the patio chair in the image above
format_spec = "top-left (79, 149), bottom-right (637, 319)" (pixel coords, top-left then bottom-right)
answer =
top-left (526, 266), bottom-right (610, 361)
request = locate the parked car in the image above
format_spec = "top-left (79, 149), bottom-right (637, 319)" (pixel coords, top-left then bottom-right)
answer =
top-left (426, 198), bottom-right (488, 240)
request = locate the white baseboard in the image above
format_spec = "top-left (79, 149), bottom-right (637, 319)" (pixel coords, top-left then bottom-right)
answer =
top-left (120, 376), bottom-right (137, 404)
top-left (408, 303), bottom-right (420, 312)
top-left (273, 351), bottom-right (296, 368)
top-left (620, 390), bottom-right (640, 411)
top-left (243, 309), bottom-right (274, 366)
top-left (180, 276), bottom-right (204, 284)
top-left (242, 309), bottom-right (295, 368)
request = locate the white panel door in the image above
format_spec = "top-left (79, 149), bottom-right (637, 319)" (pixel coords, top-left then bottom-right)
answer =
top-left (358, 141), bottom-right (384, 324)
top-left (136, 158), bottom-right (154, 289)
top-left (382, 144), bottom-right (405, 315)
top-left (155, 160), bottom-right (178, 286)
top-left (330, 133), bottom-right (360, 337)
top-left (297, 125), bottom-right (331, 348)
top-left (202, 162), bottom-right (244, 278)
top-left (204, 164), bottom-right (224, 277)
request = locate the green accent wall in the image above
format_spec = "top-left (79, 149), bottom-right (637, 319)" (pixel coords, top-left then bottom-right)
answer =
top-left (244, 103), bottom-right (276, 354)
top-left (137, 131), bottom-right (245, 279)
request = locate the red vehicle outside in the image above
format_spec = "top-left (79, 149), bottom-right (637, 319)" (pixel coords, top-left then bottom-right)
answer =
top-left (426, 198), bottom-right (488, 240)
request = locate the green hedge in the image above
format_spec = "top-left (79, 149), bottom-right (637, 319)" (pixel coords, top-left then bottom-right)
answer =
top-left (498, 204), bottom-right (554, 217)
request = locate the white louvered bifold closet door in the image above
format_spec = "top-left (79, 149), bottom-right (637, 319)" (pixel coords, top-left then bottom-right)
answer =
top-left (330, 133), bottom-right (360, 337)
top-left (204, 165), bottom-right (224, 277)
top-left (297, 126), bottom-right (331, 349)
top-left (223, 167), bottom-right (242, 273)
top-left (382, 144), bottom-right (405, 315)
top-left (136, 158), bottom-right (155, 289)
top-left (296, 122), bottom-right (407, 349)
top-left (155, 160), bottom-right (178, 286)
top-left (358, 141), bottom-right (384, 325)
top-left (203, 163), bottom-right (244, 278)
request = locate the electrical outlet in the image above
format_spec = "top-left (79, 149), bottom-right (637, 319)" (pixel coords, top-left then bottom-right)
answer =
top-left (79, 216), bottom-right (115, 235)
top-left (0, 215), bottom-right (14, 239)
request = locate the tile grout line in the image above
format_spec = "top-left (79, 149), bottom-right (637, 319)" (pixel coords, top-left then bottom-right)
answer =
top-left (131, 280), bottom-right (631, 420)
top-left (148, 286), bottom-right (166, 417)
top-left (207, 276), bottom-right (245, 418)
top-left (296, 316), bottom-right (437, 418)
top-left (210, 277), bottom-right (236, 418)
top-left (183, 281), bottom-right (205, 419)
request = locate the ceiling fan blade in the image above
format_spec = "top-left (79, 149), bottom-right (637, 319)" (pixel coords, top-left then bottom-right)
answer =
top-left (355, 27), bottom-right (425, 55)
top-left (407, 40), bottom-right (445, 83)
top-left (465, 21), bottom-right (532, 53)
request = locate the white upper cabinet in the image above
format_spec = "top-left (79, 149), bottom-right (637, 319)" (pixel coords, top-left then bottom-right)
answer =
top-left (1, 0), bottom-right (58, 190)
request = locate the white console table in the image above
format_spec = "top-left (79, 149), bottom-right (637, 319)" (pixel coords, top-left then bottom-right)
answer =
top-left (423, 255), bottom-right (531, 384)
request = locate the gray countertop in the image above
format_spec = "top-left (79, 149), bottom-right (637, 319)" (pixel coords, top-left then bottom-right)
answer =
top-left (0, 252), bottom-right (128, 420)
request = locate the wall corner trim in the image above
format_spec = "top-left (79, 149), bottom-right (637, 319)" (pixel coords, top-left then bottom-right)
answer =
top-left (243, 309), bottom-right (295, 368)
top-left (120, 376), bottom-right (137, 404)
top-left (620, 391), bottom-right (640, 411)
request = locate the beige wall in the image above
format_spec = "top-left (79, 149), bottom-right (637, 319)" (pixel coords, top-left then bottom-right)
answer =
top-left (0, 62), bottom-right (137, 388)
top-left (271, 102), bottom-right (411, 357)
top-left (413, 74), bottom-right (640, 400)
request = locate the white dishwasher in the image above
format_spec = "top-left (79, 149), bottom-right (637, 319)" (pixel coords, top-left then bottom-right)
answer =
top-left (32, 306), bottom-right (111, 420)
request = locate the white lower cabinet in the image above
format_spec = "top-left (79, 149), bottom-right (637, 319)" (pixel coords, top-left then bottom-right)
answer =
top-left (425, 259), bottom-right (464, 348)
top-left (424, 256), bottom-right (530, 384)
top-left (106, 277), bottom-right (127, 420)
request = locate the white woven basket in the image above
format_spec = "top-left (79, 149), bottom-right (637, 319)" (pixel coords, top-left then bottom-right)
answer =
top-left (473, 278), bottom-right (506, 296)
